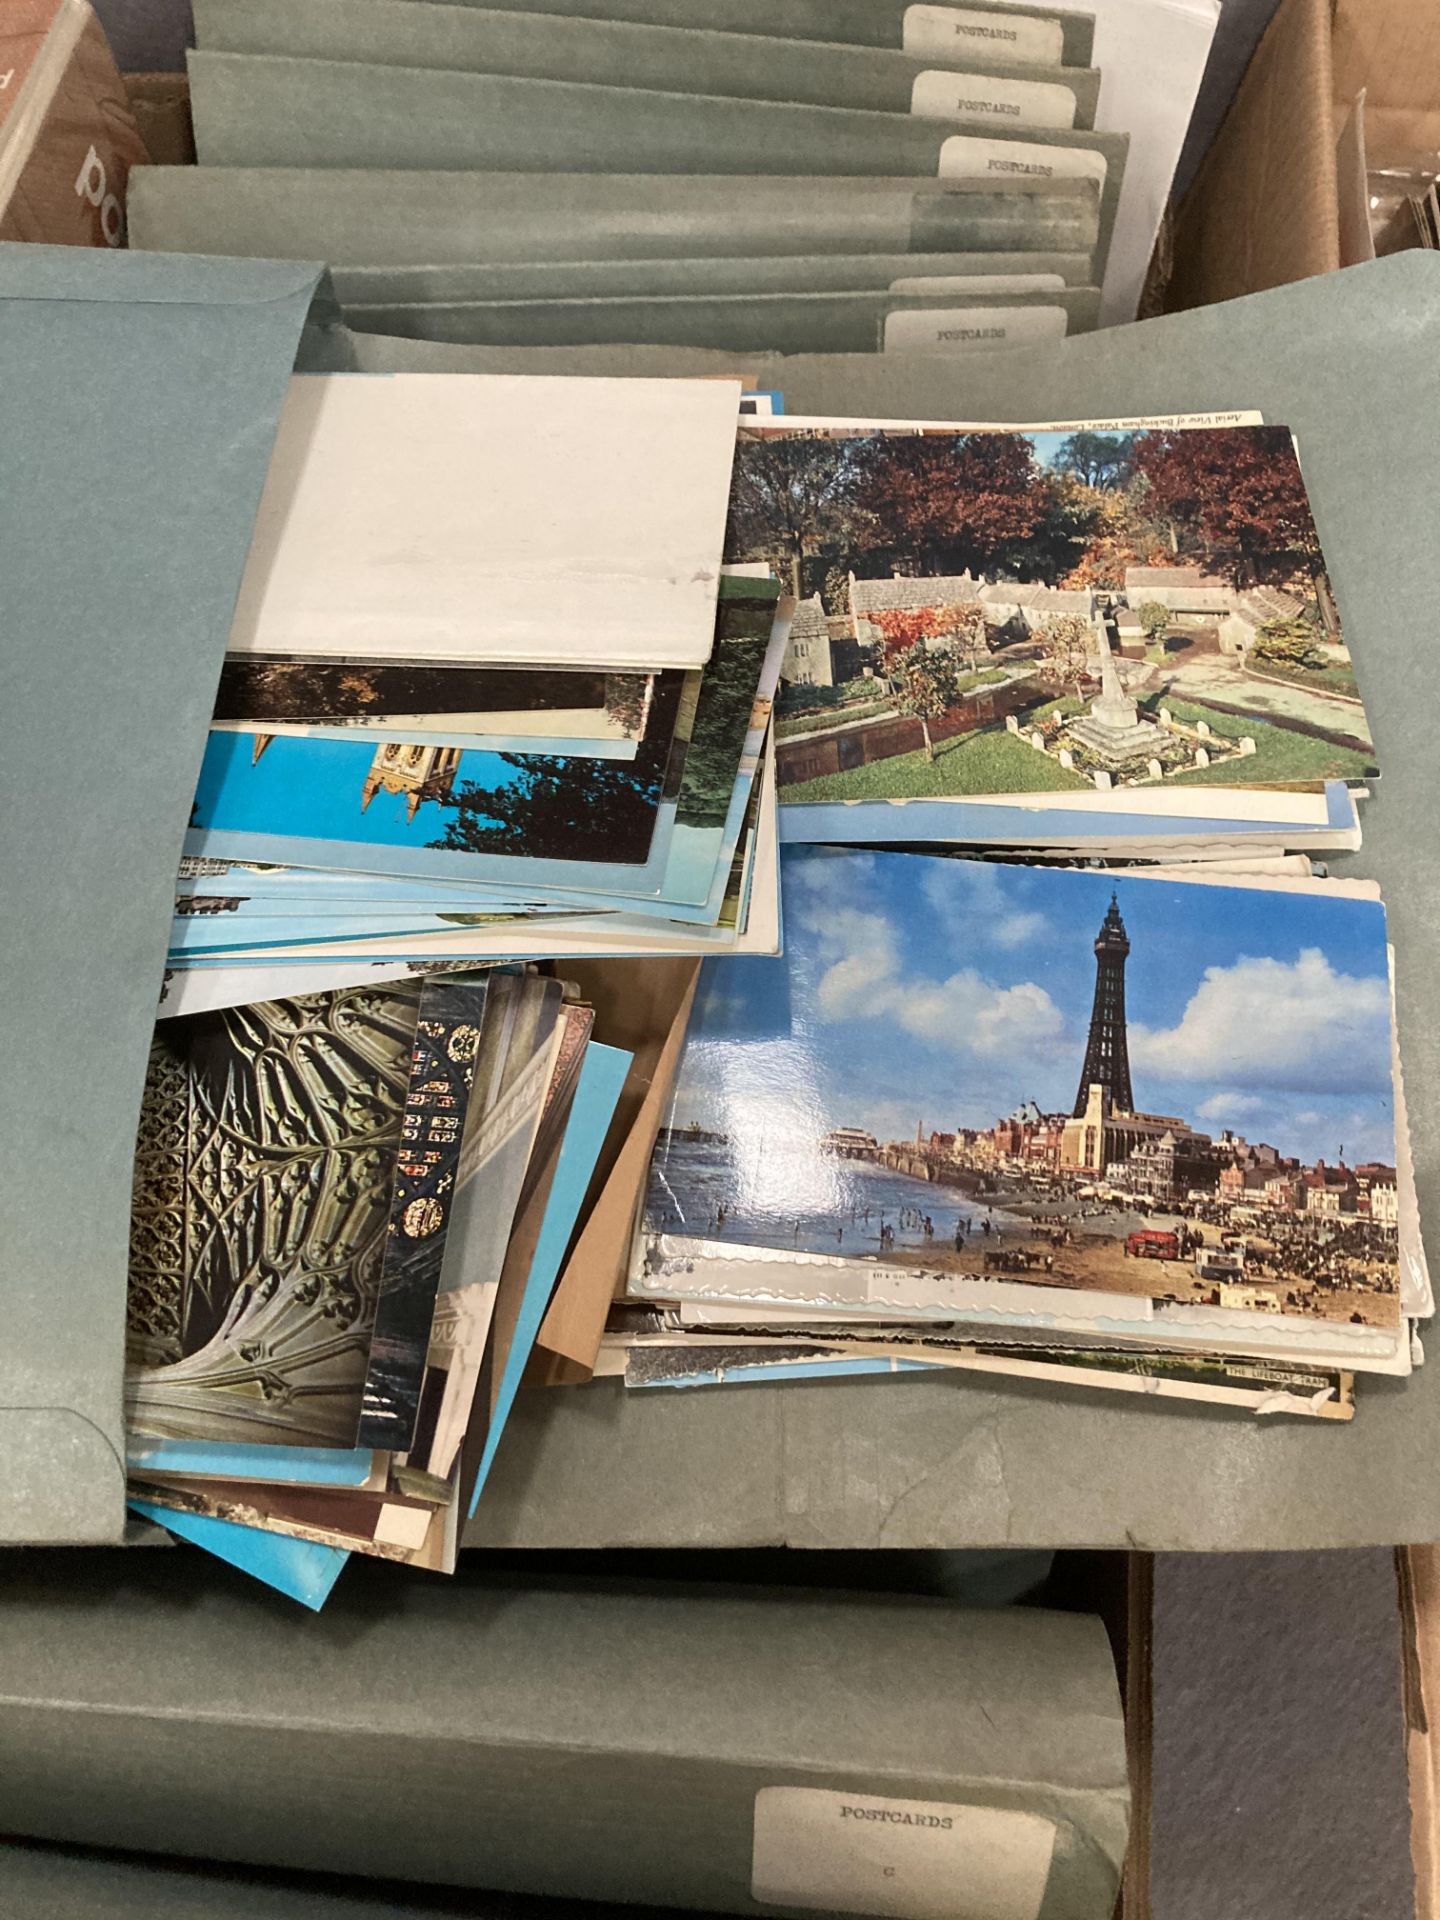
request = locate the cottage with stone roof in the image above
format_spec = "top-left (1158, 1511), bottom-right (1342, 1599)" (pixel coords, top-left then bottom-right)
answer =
top-left (780, 594), bottom-right (866, 688)
top-left (1123, 565), bottom-right (1237, 618)
top-left (1219, 585), bottom-right (1308, 658)
top-left (979, 580), bottom-right (1099, 638)
top-left (846, 570), bottom-right (987, 646)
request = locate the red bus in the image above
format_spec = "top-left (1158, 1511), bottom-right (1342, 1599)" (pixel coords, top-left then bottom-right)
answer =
top-left (1126, 1229), bottom-right (1180, 1261)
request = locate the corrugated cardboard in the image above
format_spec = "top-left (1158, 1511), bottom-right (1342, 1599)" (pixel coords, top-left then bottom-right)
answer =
top-left (1332, 0), bottom-right (1440, 169)
top-left (1169, 0), bottom-right (1440, 310)
top-left (0, 0), bottom-right (149, 244)
top-left (1167, 0), bottom-right (1338, 309)
top-left (1404, 1546), bottom-right (1440, 1920)
top-left (123, 70), bottom-right (193, 166)
top-left (0, 1551), bottom-right (1129, 1919)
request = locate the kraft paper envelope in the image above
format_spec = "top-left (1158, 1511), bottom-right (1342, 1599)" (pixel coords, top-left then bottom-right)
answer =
top-left (193, 0), bottom-right (1103, 128)
top-left (129, 166), bottom-right (1104, 268)
top-left (0, 244), bottom-right (320, 1546)
top-left (184, 53), bottom-right (1129, 279)
top-left (392, 254), bottom-right (1440, 1557)
top-left (329, 249), bottom-right (1097, 306)
top-left (404, 0), bottom-right (1100, 68)
top-left (333, 284), bottom-right (1102, 352)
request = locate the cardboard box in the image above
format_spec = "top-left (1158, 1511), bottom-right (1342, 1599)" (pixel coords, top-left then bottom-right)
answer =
top-left (1169, 0), bottom-right (1440, 309)
top-left (1404, 1546), bottom-right (1440, 1918)
top-left (0, 0), bottom-right (149, 244)
top-left (0, 1550), bottom-right (1130, 1919)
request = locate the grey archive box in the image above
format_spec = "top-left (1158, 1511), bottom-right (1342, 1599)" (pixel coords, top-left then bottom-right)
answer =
top-left (0, 1553), bottom-right (1129, 1920)
top-left (290, 252), bottom-right (1440, 1558)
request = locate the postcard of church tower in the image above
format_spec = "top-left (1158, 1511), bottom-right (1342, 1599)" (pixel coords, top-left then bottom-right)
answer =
top-left (726, 423), bottom-right (1377, 810)
top-left (637, 850), bottom-right (1402, 1352)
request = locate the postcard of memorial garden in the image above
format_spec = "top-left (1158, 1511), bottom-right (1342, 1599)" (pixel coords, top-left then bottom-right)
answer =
top-left (724, 424), bottom-right (1377, 800)
top-left (645, 854), bottom-right (1400, 1330)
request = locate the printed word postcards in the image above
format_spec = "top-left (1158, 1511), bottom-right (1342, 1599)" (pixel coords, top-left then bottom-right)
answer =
top-left (620, 850), bottom-right (1426, 1420)
top-left (730, 420), bottom-right (1375, 857)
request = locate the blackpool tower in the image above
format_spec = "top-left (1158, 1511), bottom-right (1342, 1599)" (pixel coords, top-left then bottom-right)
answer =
top-left (1072, 894), bottom-right (1135, 1117)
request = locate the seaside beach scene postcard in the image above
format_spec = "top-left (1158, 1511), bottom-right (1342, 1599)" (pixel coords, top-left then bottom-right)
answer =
top-left (643, 851), bottom-right (1401, 1332)
top-left (725, 423), bottom-right (1378, 801)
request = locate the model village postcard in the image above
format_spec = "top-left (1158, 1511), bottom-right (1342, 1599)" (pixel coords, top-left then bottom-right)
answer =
top-left (638, 851), bottom-right (1402, 1357)
top-left (725, 422), bottom-right (1378, 804)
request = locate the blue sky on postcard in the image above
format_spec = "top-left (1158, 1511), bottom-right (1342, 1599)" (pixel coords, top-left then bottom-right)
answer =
top-left (672, 851), bottom-right (1394, 1167)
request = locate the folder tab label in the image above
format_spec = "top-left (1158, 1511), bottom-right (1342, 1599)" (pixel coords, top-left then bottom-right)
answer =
top-left (910, 69), bottom-right (1077, 130)
top-left (938, 132), bottom-right (1108, 187)
top-left (902, 5), bottom-right (1063, 67)
top-left (751, 1786), bottom-right (1057, 1920)
top-left (882, 303), bottom-right (1068, 352)
top-left (888, 271), bottom-right (1068, 293)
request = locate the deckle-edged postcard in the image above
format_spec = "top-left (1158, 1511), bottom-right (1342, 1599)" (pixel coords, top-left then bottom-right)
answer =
top-left (637, 850), bottom-right (1401, 1341)
top-left (724, 423), bottom-right (1377, 806)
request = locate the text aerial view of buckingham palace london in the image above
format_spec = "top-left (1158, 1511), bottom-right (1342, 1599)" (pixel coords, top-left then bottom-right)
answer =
top-left (646, 857), bottom-right (1400, 1331)
top-left (725, 423), bottom-right (1376, 799)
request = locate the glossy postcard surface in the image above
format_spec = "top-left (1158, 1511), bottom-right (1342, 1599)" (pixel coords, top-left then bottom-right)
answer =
top-left (126, 979), bottom-right (433, 1446)
top-left (644, 851), bottom-right (1400, 1329)
top-left (184, 668), bottom-right (686, 890)
top-left (724, 424), bottom-right (1377, 803)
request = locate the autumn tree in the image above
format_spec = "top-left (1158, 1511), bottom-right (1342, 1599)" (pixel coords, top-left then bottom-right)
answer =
top-left (1130, 427), bottom-right (1326, 590)
top-left (725, 431), bottom-right (864, 598)
top-left (1021, 471), bottom-right (1104, 583)
top-left (849, 432), bottom-right (1047, 577)
top-left (867, 604), bottom-right (972, 666)
top-left (1034, 613), bottom-right (1097, 692)
top-left (1139, 601), bottom-right (1171, 641)
top-left (947, 601), bottom-right (990, 663)
top-left (1052, 430), bottom-right (1137, 489)
top-left (890, 640), bottom-right (961, 763)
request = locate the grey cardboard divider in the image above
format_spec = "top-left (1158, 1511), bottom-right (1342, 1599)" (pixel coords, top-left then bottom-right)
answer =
top-left (0, 1552), bottom-right (1128, 1918)
top-left (330, 249), bottom-right (1098, 305)
top-left (334, 284), bottom-right (1101, 352)
top-left (182, 51), bottom-right (1129, 281)
top-left (192, 0), bottom-right (1104, 128)
top-left (0, 245), bottom-right (321, 1548)
top-left (299, 251), bottom-right (1440, 1556)
top-left (128, 165), bottom-right (1105, 266)
top-left (403, 0), bottom-right (1100, 70)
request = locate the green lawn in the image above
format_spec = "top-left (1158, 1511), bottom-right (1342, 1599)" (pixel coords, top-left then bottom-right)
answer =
top-left (1247, 657), bottom-right (1362, 700)
top-left (1140, 695), bottom-right (1375, 785)
top-left (781, 724), bottom-right (1092, 801)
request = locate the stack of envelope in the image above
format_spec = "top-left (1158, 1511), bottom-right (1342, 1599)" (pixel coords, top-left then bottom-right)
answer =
top-left (130, 0), bottom-right (1222, 345)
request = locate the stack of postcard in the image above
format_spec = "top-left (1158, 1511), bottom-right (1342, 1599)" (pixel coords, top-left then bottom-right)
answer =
top-left (160, 368), bottom-right (791, 1018)
top-left (729, 414), bottom-right (1376, 858)
top-left (125, 956), bottom-right (669, 1608)
top-left (618, 847), bottom-right (1427, 1424)
top-left (128, 0), bottom-right (1222, 341)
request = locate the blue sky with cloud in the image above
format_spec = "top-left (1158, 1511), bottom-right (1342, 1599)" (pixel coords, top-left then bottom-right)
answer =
top-left (672, 851), bottom-right (1395, 1168)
